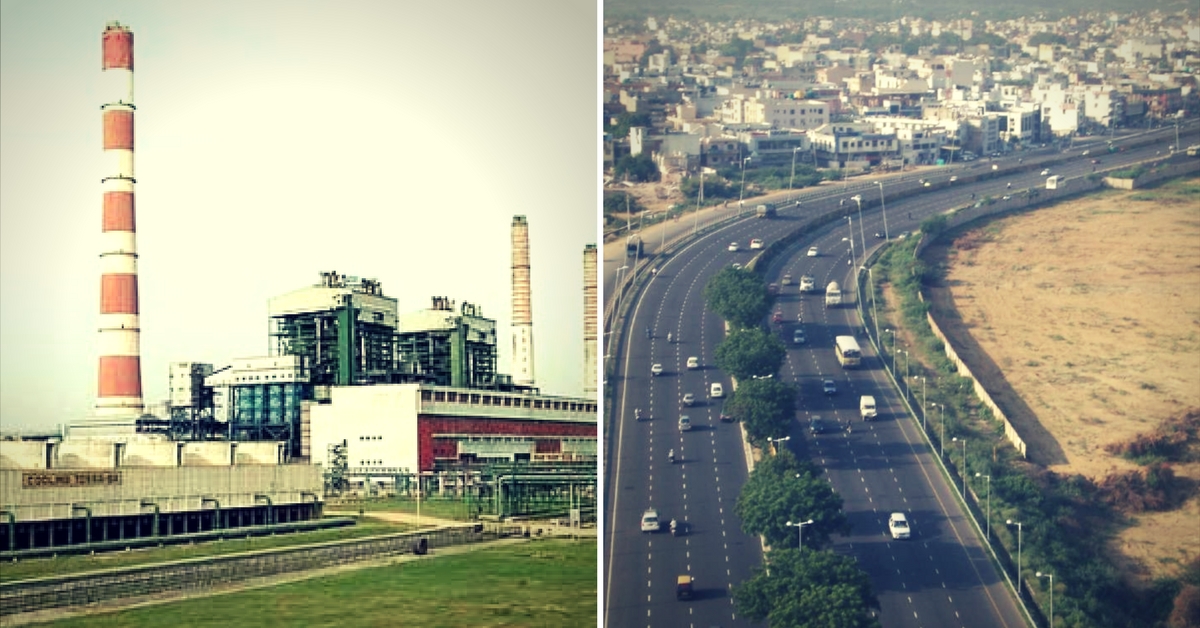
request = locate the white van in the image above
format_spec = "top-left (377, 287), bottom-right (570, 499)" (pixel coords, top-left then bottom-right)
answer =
top-left (859, 395), bottom-right (877, 421)
top-left (641, 509), bottom-right (661, 532)
top-left (709, 382), bottom-right (724, 398)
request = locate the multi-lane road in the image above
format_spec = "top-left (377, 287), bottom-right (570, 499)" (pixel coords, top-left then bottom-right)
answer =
top-left (603, 124), bottom-right (1197, 628)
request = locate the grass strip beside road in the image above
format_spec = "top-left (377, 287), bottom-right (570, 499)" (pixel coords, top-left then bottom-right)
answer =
top-left (44, 538), bottom-right (597, 628)
top-left (328, 497), bottom-right (481, 521)
top-left (0, 520), bottom-right (410, 584)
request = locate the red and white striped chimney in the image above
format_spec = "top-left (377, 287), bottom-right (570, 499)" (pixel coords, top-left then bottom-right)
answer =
top-left (94, 22), bottom-right (144, 419)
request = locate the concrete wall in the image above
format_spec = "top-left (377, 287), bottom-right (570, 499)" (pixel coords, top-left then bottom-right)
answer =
top-left (235, 442), bottom-right (283, 465)
top-left (0, 441), bottom-right (50, 470)
top-left (0, 464), bottom-right (322, 522)
top-left (180, 442), bottom-right (230, 466)
top-left (311, 385), bottom-right (418, 472)
top-left (123, 441), bottom-right (179, 467)
top-left (55, 440), bottom-right (117, 469)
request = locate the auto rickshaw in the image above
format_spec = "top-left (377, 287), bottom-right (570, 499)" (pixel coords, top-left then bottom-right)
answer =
top-left (676, 575), bottom-right (695, 600)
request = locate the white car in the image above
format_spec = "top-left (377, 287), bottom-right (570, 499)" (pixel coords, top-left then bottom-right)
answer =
top-left (642, 509), bottom-right (661, 533)
top-left (686, 356), bottom-right (699, 369)
top-left (651, 363), bottom-right (663, 376)
top-left (799, 275), bottom-right (815, 292)
top-left (792, 328), bottom-right (806, 344)
top-left (807, 246), bottom-right (819, 257)
top-left (678, 415), bottom-right (692, 431)
top-left (949, 175), bottom-right (958, 182)
top-left (682, 393), bottom-right (695, 406)
top-left (1041, 169), bottom-right (1051, 176)
top-left (781, 274), bottom-right (793, 285)
top-left (710, 382), bottom-right (724, 398)
top-left (728, 242), bottom-right (740, 252)
top-left (750, 238), bottom-right (764, 250)
top-left (731, 263), bottom-right (743, 270)
top-left (889, 512), bottom-right (910, 539)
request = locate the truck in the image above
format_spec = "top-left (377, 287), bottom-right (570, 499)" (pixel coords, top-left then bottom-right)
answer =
top-left (755, 203), bottom-right (776, 218)
top-left (626, 234), bottom-right (643, 256)
top-left (824, 281), bottom-right (842, 307)
top-left (1046, 175), bottom-right (1061, 189)
top-left (859, 395), bottom-right (877, 421)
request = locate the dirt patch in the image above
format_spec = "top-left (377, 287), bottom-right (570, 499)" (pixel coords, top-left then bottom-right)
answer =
top-left (924, 177), bottom-right (1200, 581)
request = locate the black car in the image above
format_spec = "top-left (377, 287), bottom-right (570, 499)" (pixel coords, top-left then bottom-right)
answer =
top-left (809, 417), bottom-right (827, 434)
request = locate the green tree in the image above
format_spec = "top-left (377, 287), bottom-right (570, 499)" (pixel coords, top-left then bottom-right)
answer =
top-left (704, 266), bottom-right (772, 329)
top-left (725, 378), bottom-right (795, 445)
top-left (613, 153), bottom-right (658, 182)
top-left (605, 111), bottom-right (651, 139)
top-left (736, 449), bottom-right (849, 549)
top-left (603, 191), bottom-right (644, 216)
top-left (681, 174), bottom-right (736, 202)
top-left (1028, 32), bottom-right (1067, 48)
top-left (734, 548), bottom-right (881, 628)
top-left (714, 327), bottom-right (785, 380)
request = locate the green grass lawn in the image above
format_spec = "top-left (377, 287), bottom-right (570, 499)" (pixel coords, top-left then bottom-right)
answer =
top-left (330, 496), bottom-right (594, 521)
top-left (45, 538), bottom-right (597, 628)
top-left (0, 520), bottom-right (411, 583)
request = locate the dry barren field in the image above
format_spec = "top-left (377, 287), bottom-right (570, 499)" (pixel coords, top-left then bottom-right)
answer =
top-left (927, 176), bottom-right (1200, 581)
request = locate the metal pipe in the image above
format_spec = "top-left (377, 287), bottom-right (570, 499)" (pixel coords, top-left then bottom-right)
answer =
top-left (140, 499), bottom-right (160, 537)
top-left (0, 509), bottom-right (14, 553)
top-left (71, 504), bottom-right (92, 545)
top-left (255, 494), bottom-right (274, 526)
top-left (202, 497), bottom-right (221, 531)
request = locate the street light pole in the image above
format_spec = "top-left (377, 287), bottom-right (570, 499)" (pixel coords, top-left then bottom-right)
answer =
top-left (977, 473), bottom-right (991, 540)
top-left (1036, 572), bottom-right (1055, 628)
top-left (865, 267), bottom-right (879, 341)
top-left (787, 518), bottom-right (815, 551)
top-left (738, 156), bottom-right (751, 215)
top-left (876, 181), bottom-right (889, 240)
top-left (851, 195), bottom-right (867, 261)
top-left (953, 437), bottom-right (967, 496)
top-left (920, 376), bottom-right (927, 431)
top-left (901, 350), bottom-right (910, 400)
top-left (1008, 519), bottom-right (1023, 590)
top-left (789, 147), bottom-right (801, 197)
top-left (938, 403), bottom-right (945, 457)
top-left (693, 170), bottom-right (704, 235)
top-left (883, 329), bottom-right (896, 374)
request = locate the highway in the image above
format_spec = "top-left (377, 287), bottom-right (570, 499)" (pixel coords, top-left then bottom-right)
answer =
top-left (602, 124), bottom-right (1197, 628)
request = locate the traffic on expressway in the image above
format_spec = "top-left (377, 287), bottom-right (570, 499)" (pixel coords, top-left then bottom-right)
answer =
top-left (602, 123), bottom-right (1195, 628)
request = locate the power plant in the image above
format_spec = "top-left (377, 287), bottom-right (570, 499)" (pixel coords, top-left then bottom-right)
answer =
top-left (0, 22), bottom-right (599, 558)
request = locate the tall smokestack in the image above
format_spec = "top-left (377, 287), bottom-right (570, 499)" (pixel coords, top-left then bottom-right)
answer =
top-left (511, 216), bottom-right (535, 386)
top-left (94, 22), bottom-right (144, 420)
top-left (582, 244), bottom-right (597, 398)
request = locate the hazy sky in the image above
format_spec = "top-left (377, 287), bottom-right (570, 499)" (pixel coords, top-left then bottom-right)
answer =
top-left (0, 0), bottom-right (599, 431)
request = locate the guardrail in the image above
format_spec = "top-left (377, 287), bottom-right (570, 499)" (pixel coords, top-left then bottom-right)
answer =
top-left (1, 522), bottom-right (521, 618)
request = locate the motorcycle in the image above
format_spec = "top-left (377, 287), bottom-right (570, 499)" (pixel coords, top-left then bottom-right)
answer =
top-left (668, 449), bottom-right (676, 463)
top-left (635, 408), bottom-right (642, 421)
top-left (667, 332), bottom-right (673, 343)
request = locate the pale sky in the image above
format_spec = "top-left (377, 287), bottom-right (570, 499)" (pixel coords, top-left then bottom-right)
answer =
top-left (0, 0), bottom-right (600, 431)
